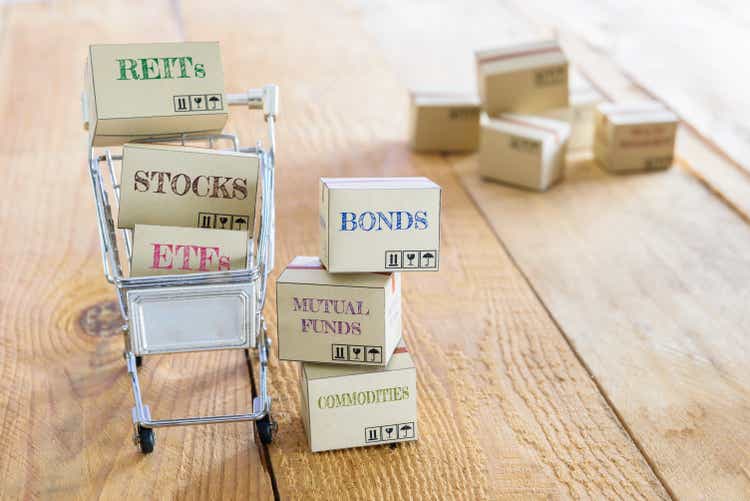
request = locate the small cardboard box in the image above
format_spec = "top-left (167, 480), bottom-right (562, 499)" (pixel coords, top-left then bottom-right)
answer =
top-left (540, 71), bottom-right (604, 151)
top-left (594, 101), bottom-right (678, 172)
top-left (476, 40), bottom-right (569, 116)
top-left (408, 92), bottom-right (480, 152)
top-left (130, 224), bottom-right (248, 277)
top-left (300, 339), bottom-right (417, 452)
top-left (479, 113), bottom-right (570, 191)
top-left (277, 256), bottom-right (401, 366)
top-left (84, 42), bottom-right (228, 146)
top-left (118, 143), bottom-right (259, 234)
top-left (320, 177), bottom-right (442, 273)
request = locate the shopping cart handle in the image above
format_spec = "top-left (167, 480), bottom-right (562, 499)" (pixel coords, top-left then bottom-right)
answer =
top-left (227, 85), bottom-right (279, 121)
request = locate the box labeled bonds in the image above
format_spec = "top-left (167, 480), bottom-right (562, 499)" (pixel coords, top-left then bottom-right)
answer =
top-left (85, 42), bottom-right (228, 146)
top-left (408, 92), bottom-right (481, 152)
top-left (476, 40), bottom-right (569, 116)
top-left (130, 224), bottom-right (248, 277)
top-left (594, 101), bottom-right (678, 172)
top-left (300, 340), bottom-right (417, 452)
top-left (479, 113), bottom-right (570, 192)
top-left (117, 143), bottom-right (259, 234)
top-left (320, 177), bottom-right (441, 273)
top-left (276, 256), bottom-right (401, 366)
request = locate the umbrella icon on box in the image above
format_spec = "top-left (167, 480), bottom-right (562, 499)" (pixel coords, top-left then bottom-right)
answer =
top-left (207, 95), bottom-right (222, 110)
top-left (367, 347), bottom-right (381, 362)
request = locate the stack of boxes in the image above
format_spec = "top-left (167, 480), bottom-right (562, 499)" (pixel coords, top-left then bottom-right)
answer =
top-left (408, 39), bottom-right (678, 186)
top-left (84, 42), bottom-right (260, 278)
top-left (276, 177), bottom-right (442, 452)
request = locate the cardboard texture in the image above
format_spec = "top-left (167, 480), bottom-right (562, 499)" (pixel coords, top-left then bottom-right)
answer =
top-left (85, 42), bottom-right (228, 146)
top-left (320, 177), bottom-right (442, 273)
top-left (130, 224), bottom-right (248, 277)
top-left (479, 113), bottom-right (570, 191)
top-left (277, 256), bottom-right (402, 366)
top-left (476, 40), bottom-right (569, 116)
top-left (408, 92), bottom-right (480, 152)
top-left (117, 143), bottom-right (259, 234)
top-left (594, 101), bottom-right (678, 172)
top-left (300, 339), bottom-right (417, 452)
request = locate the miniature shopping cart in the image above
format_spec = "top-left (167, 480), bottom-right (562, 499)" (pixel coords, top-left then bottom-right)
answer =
top-left (85, 86), bottom-right (278, 453)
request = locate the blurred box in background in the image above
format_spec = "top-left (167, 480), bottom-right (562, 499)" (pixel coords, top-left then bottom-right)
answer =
top-left (408, 91), bottom-right (480, 152)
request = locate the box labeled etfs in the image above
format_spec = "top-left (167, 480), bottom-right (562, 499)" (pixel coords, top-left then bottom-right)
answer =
top-left (479, 113), bottom-right (570, 191)
top-left (277, 256), bottom-right (401, 365)
top-left (320, 177), bottom-right (441, 273)
top-left (84, 42), bottom-right (228, 146)
top-left (300, 340), bottom-right (417, 452)
top-left (118, 143), bottom-right (259, 234)
top-left (476, 40), bottom-right (569, 116)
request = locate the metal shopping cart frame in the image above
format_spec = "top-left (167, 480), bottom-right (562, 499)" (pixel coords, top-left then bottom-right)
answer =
top-left (86, 86), bottom-right (278, 453)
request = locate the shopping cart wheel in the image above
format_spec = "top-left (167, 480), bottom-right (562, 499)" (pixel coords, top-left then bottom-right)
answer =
top-left (135, 356), bottom-right (143, 367)
top-left (137, 425), bottom-right (155, 454)
top-left (256, 414), bottom-right (275, 445)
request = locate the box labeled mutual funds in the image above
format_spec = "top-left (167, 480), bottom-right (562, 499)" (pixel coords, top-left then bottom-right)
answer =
top-left (84, 42), bottom-right (228, 146)
top-left (117, 143), bottom-right (259, 234)
top-left (476, 40), bottom-right (568, 116)
top-left (320, 177), bottom-right (441, 273)
top-left (277, 256), bottom-right (401, 365)
top-left (300, 340), bottom-right (417, 452)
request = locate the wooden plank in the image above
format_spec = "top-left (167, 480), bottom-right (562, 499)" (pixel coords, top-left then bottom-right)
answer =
top-left (175, 0), bottom-right (669, 498)
top-left (0, 1), bottom-right (271, 499)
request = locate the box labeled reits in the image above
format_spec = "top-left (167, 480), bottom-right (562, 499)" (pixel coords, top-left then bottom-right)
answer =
top-left (130, 224), bottom-right (248, 277)
top-left (594, 101), bottom-right (678, 172)
top-left (277, 256), bottom-right (401, 366)
top-left (84, 42), bottom-right (228, 146)
top-left (118, 143), bottom-right (259, 234)
top-left (408, 92), bottom-right (480, 152)
top-left (479, 113), bottom-right (570, 191)
top-left (320, 177), bottom-right (441, 273)
top-left (301, 339), bottom-right (417, 452)
top-left (476, 40), bottom-right (569, 116)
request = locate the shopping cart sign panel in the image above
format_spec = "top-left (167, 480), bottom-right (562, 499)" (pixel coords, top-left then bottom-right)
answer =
top-left (128, 282), bottom-right (255, 355)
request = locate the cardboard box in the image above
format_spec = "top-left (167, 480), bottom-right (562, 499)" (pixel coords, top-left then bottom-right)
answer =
top-left (300, 339), bottom-right (417, 452)
top-left (479, 113), bottom-right (570, 191)
top-left (476, 40), bottom-right (569, 116)
top-left (408, 92), bottom-right (480, 152)
top-left (594, 101), bottom-right (678, 172)
top-left (84, 42), bottom-right (228, 146)
top-left (130, 224), bottom-right (248, 277)
top-left (277, 256), bottom-right (401, 366)
top-left (540, 70), bottom-right (604, 151)
top-left (118, 143), bottom-right (259, 234)
top-left (320, 177), bottom-right (442, 273)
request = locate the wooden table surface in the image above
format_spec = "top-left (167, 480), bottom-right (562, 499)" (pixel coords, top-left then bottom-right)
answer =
top-left (1, 1), bottom-right (748, 499)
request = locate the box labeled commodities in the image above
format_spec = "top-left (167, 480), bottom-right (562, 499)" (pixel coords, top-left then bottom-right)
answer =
top-left (130, 224), bottom-right (248, 277)
top-left (300, 339), bottom-right (417, 452)
top-left (276, 256), bottom-right (401, 366)
top-left (540, 71), bottom-right (604, 151)
top-left (117, 143), bottom-right (259, 234)
top-left (594, 101), bottom-right (678, 172)
top-left (408, 91), bottom-right (480, 152)
top-left (475, 40), bottom-right (569, 116)
top-left (84, 42), bottom-right (228, 146)
top-left (479, 113), bottom-right (570, 192)
top-left (320, 177), bottom-right (441, 273)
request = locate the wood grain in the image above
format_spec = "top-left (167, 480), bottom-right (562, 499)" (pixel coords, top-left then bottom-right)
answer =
top-left (174, 0), bottom-right (669, 498)
top-left (0, 1), bottom-right (271, 499)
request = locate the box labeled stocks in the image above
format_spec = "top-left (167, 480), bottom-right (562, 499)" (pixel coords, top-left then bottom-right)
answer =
top-left (85, 42), bottom-right (228, 146)
top-left (409, 92), bottom-right (480, 152)
top-left (277, 256), bottom-right (401, 365)
top-left (476, 40), bottom-right (568, 116)
top-left (479, 113), bottom-right (570, 191)
top-left (594, 101), bottom-right (678, 172)
top-left (320, 177), bottom-right (441, 273)
top-left (118, 143), bottom-right (259, 234)
top-left (301, 340), bottom-right (417, 452)
top-left (130, 224), bottom-right (248, 277)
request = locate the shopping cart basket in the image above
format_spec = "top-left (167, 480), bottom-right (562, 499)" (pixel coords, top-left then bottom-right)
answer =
top-left (85, 85), bottom-right (278, 453)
